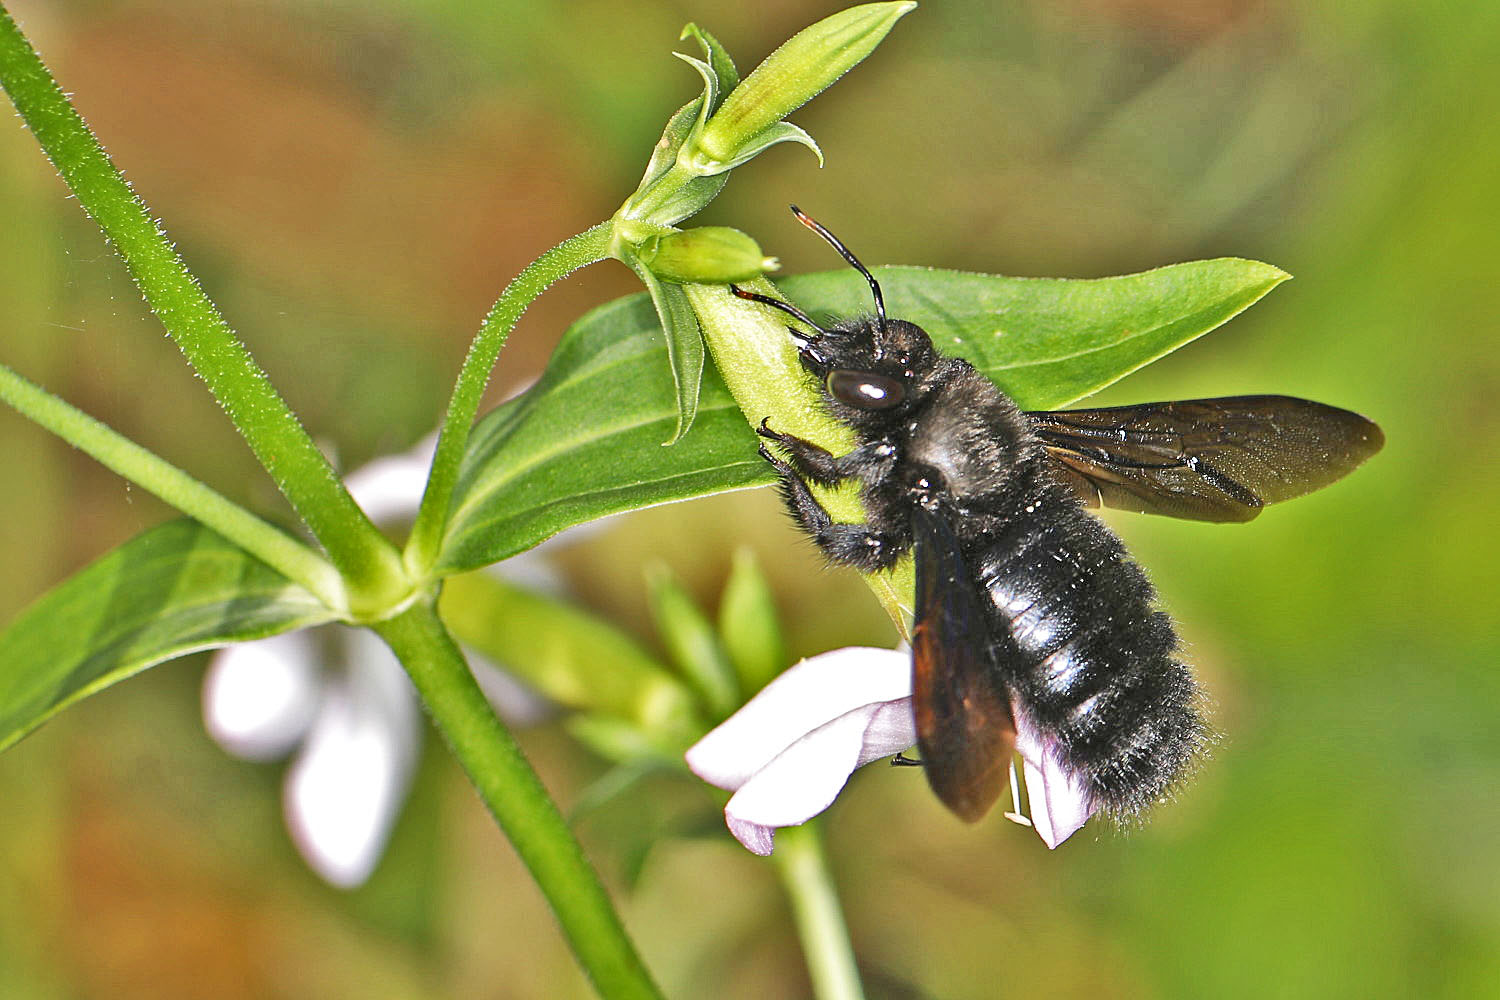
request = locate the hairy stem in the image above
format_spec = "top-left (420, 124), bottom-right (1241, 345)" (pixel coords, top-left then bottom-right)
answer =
top-left (375, 600), bottom-right (663, 1000)
top-left (407, 223), bottom-right (615, 572)
top-left (0, 361), bottom-right (342, 606)
top-left (0, 7), bottom-right (402, 615)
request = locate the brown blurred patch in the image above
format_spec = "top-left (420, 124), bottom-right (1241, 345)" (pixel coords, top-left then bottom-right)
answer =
top-left (64, 789), bottom-right (271, 999)
top-left (53, 6), bottom-right (634, 391)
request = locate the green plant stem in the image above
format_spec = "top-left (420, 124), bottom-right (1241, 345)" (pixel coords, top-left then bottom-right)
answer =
top-left (773, 823), bottom-right (866, 1000)
top-left (0, 7), bottom-right (402, 614)
top-left (407, 223), bottom-right (615, 573)
top-left (374, 600), bottom-right (663, 1000)
top-left (0, 360), bottom-right (343, 608)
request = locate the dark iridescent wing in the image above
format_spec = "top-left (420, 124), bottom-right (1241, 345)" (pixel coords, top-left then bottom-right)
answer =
top-left (1026, 395), bottom-right (1384, 523)
top-left (911, 504), bottom-right (1015, 822)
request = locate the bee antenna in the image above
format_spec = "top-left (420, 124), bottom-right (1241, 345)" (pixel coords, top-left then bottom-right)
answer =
top-left (790, 205), bottom-right (886, 332)
top-left (728, 284), bottom-right (829, 337)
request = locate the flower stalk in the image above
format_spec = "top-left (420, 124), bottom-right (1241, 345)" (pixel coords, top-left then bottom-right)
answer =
top-left (406, 223), bottom-right (615, 574)
top-left (773, 823), bottom-right (867, 1000)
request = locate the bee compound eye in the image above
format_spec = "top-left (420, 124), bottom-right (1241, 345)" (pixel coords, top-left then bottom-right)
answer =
top-left (827, 369), bottom-right (905, 410)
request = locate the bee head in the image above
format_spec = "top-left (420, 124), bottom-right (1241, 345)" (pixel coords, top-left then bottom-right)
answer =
top-left (789, 316), bottom-right (940, 420)
top-left (731, 207), bottom-right (944, 421)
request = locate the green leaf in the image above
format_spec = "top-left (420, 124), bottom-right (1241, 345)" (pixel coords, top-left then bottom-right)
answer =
top-left (0, 520), bottom-right (335, 752)
top-left (711, 120), bottom-right (824, 173)
top-left (439, 570), bottom-right (700, 738)
top-left (631, 97), bottom-right (703, 200)
top-left (645, 564), bottom-right (739, 721)
top-left (717, 548), bottom-right (786, 697)
top-left (624, 252), bottom-right (704, 444)
top-left (621, 22), bottom-right (737, 229)
top-left (621, 94), bottom-right (727, 226)
top-left (437, 293), bottom-right (765, 574)
top-left (679, 23), bottom-right (739, 110)
top-left (779, 259), bottom-right (1290, 409)
top-left (439, 258), bottom-right (1286, 573)
top-left (671, 53), bottom-right (722, 134)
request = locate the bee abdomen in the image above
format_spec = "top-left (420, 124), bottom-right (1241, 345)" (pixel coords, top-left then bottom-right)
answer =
top-left (973, 492), bottom-right (1207, 817)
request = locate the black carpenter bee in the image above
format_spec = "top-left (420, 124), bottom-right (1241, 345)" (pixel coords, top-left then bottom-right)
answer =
top-left (731, 207), bottom-right (1384, 825)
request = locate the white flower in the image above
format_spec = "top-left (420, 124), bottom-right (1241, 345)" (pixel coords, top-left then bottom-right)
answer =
top-left (686, 647), bottom-right (915, 855)
top-left (207, 627), bottom-right (421, 888)
top-left (202, 435), bottom-right (550, 888)
top-left (685, 646), bottom-right (1096, 855)
top-left (1012, 705), bottom-right (1096, 851)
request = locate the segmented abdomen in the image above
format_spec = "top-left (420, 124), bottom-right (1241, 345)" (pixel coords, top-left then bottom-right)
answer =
top-left (969, 476), bottom-right (1207, 816)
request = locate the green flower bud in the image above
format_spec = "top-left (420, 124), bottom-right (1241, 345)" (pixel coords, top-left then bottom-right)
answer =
top-left (694, 2), bottom-right (917, 169)
top-left (638, 227), bottom-right (778, 284)
top-left (718, 548), bottom-right (786, 697)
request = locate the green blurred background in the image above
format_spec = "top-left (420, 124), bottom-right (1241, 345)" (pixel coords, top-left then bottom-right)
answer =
top-left (1, 1), bottom-right (1496, 997)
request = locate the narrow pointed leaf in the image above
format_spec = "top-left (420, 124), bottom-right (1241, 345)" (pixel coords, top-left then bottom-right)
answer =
top-left (711, 120), bottom-right (824, 173)
top-left (679, 23), bottom-right (739, 109)
top-left (718, 548), bottom-right (786, 697)
top-left (625, 253), bottom-right (705, 444)
top-left (439, 258), bottom-right (1286, 572)
top-left (671, 52), bottom-right (721, 133)
top-left (0, 520), bottom-right (335, 752)
top-left (633, 97), bottom-right (703, 198)
top-left (645, 564), bottom-right (739, 720)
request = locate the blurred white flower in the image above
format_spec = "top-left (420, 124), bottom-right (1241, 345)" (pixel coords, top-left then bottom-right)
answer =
top-left (203, 434), bottom-right (550, 888)
top-left (685, 646), bottom-right (1096, 855)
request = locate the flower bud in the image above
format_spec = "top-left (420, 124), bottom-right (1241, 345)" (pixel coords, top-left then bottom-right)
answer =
top-left (694, 3), bottom-right (916, 168)
top-left (638, 227), bottom-right (778, 284)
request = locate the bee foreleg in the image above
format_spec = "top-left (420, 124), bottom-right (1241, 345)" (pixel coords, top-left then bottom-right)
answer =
top-left (758, 418), bottom-right (897, 486)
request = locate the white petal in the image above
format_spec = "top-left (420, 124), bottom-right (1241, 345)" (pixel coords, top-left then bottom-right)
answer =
top-left (725, 816), bottom-right (776, 856)
top-left (686, 646), bottom-right (911, 791)
top-left (343, 434), bottom-right (436, 525)
top-left (1014, 710), bottom-right (1096, 849)
top-left (203, 630), bottom-right (321, 761)
top-left (855, 699), bottom-right (922, 767)
top-left (284, 632), bottom-right (420, 888)
top-left (722, 696), bottom-right (915, 856)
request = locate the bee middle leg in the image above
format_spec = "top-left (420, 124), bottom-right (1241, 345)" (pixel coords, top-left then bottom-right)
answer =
top-left (758, 443), bottom-right (906, 572)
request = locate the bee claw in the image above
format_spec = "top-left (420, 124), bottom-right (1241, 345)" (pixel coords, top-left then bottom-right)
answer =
top-left (757, 417), bottom-right (783, 442)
